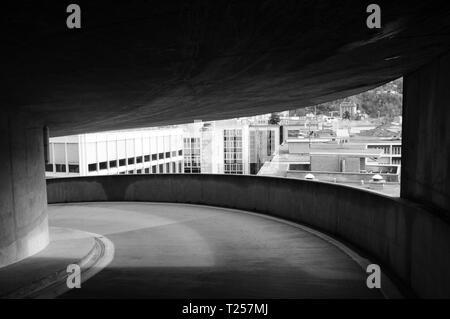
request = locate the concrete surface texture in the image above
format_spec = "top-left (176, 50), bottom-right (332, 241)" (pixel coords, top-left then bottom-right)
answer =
top-left (48, 202), bottom-right (382, 299)
top-left (402, 51), bottom-right (450, 214)
top-left (47, 174), bottom-right (450, 298)
top-left (0, 111), bottom-right (48, 268)
top-left (4, 2), bottom-right (450, 136)
top-left (0, 227), bottom-right (105, 298)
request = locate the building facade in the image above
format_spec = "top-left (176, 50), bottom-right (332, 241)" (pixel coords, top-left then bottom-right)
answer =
top-left (46, 120), bottom-right (281, 178)
top-left (182, 120), bottom-right (280, 175)
top-left (45, 127), bottom-right (184, 178)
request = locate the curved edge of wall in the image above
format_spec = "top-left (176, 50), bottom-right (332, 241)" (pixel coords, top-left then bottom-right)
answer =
top-left (46, 174), bottom-right (450, 298)
top-left (0, 113), bottom-right (50, 268)
top-left (0, 217), bottom-right (49, 268)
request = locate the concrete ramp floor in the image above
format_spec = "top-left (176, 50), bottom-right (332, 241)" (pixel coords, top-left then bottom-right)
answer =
top-left (47, 202), bottom-right (388, 299)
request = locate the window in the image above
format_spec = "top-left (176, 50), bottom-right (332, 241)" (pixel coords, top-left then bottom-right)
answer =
top-left (45, 164), bottom-right (54, 172)
top-left (109, 160), bottom-right (117, 168)
top-left (152, 165), bottom-right (157, 173)
top-left (128, 170), bottom-right (134, 174)
top-left (165, 152), bottom-right (171, 158)
top-left (183, 138), bottom-right (201, 173)
top-left (67, 143), bottom-right (79, 164)
top-left (224, 129), bottom-right (243, 174)
top-left (144, 155), bottom-right (150, 162)
top-left (54, 143), bottom-right (66, 164)
top-left (368, 145), bottom-right (390, 154)
top-left (136, 156), bottom-right (143, 163)
top-left (136, 169), bottom-right (142, 174)
top-left (128, 158), bottom-right (135, 165)
top-left (145, 168), bottom-right (150, 174)
top-left (172, 162), bottom-right (176, 173)
top-left (166, 163), bottom-right (170, 173)
top-left (289, 164), bottom-right (311, 171)
top-left (159, 164), bottom-right (164, 173)
top-left (267, 131), bottom-right (275, 156)
top-left (68, 164), bottom-right (79, 173)
top-left (159, 153), bottom-right (164, 160)
top-left (55, 164), bottom-right (66, 172)
top-left (392, 146), bottom-right (401, 155)
top-left (88, 163), bottom-right (97, 172)
top-left (99, 161), bottom-right (107, 170)
top-left (119, 159), bottom-right (126, 166)
top-left (172, 151), bottom-right (177, 157)
top-left (152, 154), bottom-right (157, 161)
top-left (178, 150), bottom-right (183, 156)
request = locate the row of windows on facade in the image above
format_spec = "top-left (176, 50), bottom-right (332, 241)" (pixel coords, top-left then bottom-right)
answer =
top-left (46, 150), bottom-right (183, 173)
top-left (224, 130), bottom-right (243, 174)
top-left (367, 145), bottom-right (402, 155)
top-left (224, 129), bottom-right (242, 137)
top-left (117, 162), bottom-right (182, 174)
top-left (45, 163), bottom-right (80, 173)
top-left (48, 161), bottom-right (183, 174)
top-left (183, 138), bottom-right (201, 174)
top-left (224, 163), bottom-right (244, 174)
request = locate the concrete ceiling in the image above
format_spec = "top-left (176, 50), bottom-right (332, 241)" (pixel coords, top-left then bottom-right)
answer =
top-left (4, 1), bottom-right (450, 136)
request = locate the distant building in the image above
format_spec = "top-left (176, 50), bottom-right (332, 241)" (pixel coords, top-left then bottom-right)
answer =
top-left (364, 140), bottom-right (402, 166)
top-left (308, 146), bottom-right (382, 173)
top-left (45, 127), bottom-right (184, 177)
top-left (281, 120), bottom-right (321, 142)
top-left (336, 128), bottom-right (350, 143)
top-left (46, 119), bottom-right (280, 178)
top-left (339, 101), bottom-right (357, 118)
top-left (183, 120), bottom-right (279, 175)
top-left (249, 125), bottom-right (279, 174)
top-left (259, 136), bottom-right (401, 186)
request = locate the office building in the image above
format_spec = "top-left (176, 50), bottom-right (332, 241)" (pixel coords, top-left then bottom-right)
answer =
top-left (183, 120), bottom-right (280, 175)
top-left (45, 127), bottom-right (184, 177)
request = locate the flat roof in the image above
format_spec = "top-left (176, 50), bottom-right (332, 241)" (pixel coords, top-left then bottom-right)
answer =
top-left (310, 148), bottom-right (383, 157)
top-left (287, 138), bottom-right (332, 143)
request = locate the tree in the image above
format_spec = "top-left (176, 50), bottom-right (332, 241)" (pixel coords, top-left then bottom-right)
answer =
top-left (288, 78), bottom-right (403, 119)
top-left (342, 111), bottom-right (351, 120)
top-left (268, 113), bottom-right (280, 125)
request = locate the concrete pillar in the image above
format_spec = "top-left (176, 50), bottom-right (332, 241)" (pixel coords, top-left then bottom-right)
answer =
top-left (0, 111), bottom-right (49, 267)
top-left (402, 51), bottom-right (450, 216)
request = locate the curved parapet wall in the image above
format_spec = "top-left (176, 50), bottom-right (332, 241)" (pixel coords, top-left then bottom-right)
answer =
top-left (47, 174), bottom-right (450, 298)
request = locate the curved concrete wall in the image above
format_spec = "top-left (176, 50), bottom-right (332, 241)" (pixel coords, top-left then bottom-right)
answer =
top-left (402, 51), bottom-right (450, 215)
top-left (47, 174), bottom-right (450, 298)
top-left (0, 112), bottom-right (49, 268)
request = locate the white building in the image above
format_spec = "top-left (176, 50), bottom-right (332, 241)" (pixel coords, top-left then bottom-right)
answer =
top-left (183, 120), bottom-right (279, 175)
top-left (46, 120), bottom-right (280, 178)
top-left (45, 127), bottom-right (184, 178)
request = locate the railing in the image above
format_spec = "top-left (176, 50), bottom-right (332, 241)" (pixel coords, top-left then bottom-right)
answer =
top-left (47, 174), bottom-right (450, 298)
